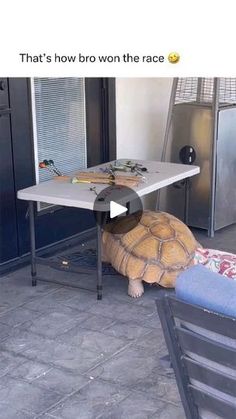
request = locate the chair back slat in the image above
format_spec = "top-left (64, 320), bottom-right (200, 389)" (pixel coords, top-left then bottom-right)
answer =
top-left (176, 326), bottom-right (236, 369)
top-left (169, 297), bottom-right (236, 339)
top-left (189, 385), bottom-right (236, 419)
top-left (156, 292), bottom-right (236, 419)
top-left (183, 356), bottom-right (236, 397)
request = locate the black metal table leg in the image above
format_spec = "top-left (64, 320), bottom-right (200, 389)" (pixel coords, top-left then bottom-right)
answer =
top-left (96, 214), bottom-right (103, 300)
top-left (29, 201), bottom-right (37, 286)
top-left (184, 178), bottom-right (190, 225)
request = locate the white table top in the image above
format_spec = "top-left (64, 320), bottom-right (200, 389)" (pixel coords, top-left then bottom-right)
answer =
top-left (17, 159), bottom-right (200, 211)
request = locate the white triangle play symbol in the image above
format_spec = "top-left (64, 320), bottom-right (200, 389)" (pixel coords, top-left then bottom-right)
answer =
top-left (110, 201), bottom-right (127, 218)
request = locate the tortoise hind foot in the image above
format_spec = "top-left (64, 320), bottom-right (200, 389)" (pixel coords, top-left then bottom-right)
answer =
top-left (128, 279), bottom-right (144, 298)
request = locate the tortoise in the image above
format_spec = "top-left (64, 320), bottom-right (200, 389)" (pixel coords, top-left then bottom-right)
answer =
top-left (102, 210), bottom-right (200, 297)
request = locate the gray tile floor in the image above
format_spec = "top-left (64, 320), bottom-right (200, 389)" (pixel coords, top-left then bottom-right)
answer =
top-left (0, 225), bottom-right (235, 419)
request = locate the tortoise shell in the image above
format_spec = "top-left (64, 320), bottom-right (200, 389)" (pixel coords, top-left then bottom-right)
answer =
top-left (102, 210), bottom-right (199, 287)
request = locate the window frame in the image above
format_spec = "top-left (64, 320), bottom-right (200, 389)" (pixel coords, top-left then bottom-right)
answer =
top-left (30, 77), bottom-right (89, 212)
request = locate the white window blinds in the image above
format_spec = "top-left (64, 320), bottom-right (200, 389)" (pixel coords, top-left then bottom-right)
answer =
top-left (31, 78), bottom-right (87, 184)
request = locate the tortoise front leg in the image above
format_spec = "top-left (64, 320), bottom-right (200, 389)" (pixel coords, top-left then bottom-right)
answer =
top-left (128, 279), bottom-right (144, 298)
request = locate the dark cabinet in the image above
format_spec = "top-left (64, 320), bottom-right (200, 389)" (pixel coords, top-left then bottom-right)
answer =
top-left (0, 78), bottom-right (9, 109)
top-left (0, 83), bottom-right (18, 262)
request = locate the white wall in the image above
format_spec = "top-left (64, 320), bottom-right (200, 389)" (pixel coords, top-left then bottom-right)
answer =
top-left (116, 77), bottom-right (173, 208)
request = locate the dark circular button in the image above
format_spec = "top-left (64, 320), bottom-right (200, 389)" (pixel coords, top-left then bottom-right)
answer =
top-left (179, 145), bottom-right (196, 165)
top-left (93, 185), bottom-right (143, 234)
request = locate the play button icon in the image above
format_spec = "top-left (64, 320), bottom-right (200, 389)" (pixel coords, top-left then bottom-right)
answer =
top-left (93, 185), bottom-right (143, 234)
top-left (110, 201), bottom-right (127, 218)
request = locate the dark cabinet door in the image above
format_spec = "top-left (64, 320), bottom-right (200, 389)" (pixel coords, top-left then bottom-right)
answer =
top-left (0, 110), bottom-right (18, 263)
top-left (0, 78), bottom-right (9, 109)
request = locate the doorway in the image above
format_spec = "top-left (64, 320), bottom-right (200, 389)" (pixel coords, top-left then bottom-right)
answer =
top-left (0, 77), bottom-right (116, 269)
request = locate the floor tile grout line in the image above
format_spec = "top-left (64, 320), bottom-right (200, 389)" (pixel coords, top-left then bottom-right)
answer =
top-left (0, 306), bottom-right (97, 334)
top-left (99, 326), bottom-right (155, 349)
top-left (0, 321), bottom-right (166, 367)
top-left (0, 327), bottom-right (167, 378)
top-left (0, 338), bottom-right (135, 379)
top-left (7, 365), bottom-right (54, 385)
top-left (1, 373), bottom-right (64, 399)
top-left (149, 399), bottom-right (184, 418)
top-left (78, 372), bottom-right (180, 406)
top-left (0, 348), bottom-right (106, 389)
top-left (0, 372), bottom-right (183, 419)
top-left (33, 377), bottom-right (97, 418)
top-left (0, 311), bottom-right (45, 330)
top-left (34, 374), bottom-right (139, 419)
top-left (13, 316), bottom-right (119, 344)
top-left (4, 311), bottom-right (154, 349)
top-left (0, 285), bottom-right (66, 316)
top-left (53, 317), bottom-right (154, 345)
top-left (3, 370), bottom-right (91, 405)
top-left (95, 391), bottom-right (134, 419)
top-left (83, 340), bottom-right (139, 375)
top-left (16, 315), bottom-right (97, 342)
top-left (0, 348), bottom-right (70, 376)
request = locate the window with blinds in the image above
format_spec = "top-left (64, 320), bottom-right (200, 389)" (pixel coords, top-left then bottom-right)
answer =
top-left (31, 77), bottom-right (87, 210)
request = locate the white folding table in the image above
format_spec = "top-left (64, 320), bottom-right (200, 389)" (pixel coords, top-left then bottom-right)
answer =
top-left (17, 159), bottom-right (200, 299)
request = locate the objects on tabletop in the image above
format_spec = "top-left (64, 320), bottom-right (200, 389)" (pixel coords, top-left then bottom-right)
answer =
top-left (39, 160), bottom-right (147, 185)
top-left (39, 159), bottom-right (62, 176)
top-left (100, 160), bottom-right (148, 179)
top-left (71, 171), bottom-right (142, 188)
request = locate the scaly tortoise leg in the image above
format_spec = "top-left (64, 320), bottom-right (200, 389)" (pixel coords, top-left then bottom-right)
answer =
top-left (128, 278), bottom-right (144, 298)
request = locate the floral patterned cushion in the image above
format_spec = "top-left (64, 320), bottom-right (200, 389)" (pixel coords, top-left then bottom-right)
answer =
top-left (194, 248), bottom-right (236, 279)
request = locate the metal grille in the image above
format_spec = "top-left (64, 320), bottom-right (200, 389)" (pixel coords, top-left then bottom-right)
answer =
top-left (175, 78), bottom-right (199, 104)
top-left (219, 78), bottom-right (236, 104)
top-left (175, 78), bottom-right (236, 106)
top-left (201, 79), bottom-right (214, 103)
top-left (175, 78), bottom-right (214, 104)
top-left (31, 77), bottom-right (87, 210)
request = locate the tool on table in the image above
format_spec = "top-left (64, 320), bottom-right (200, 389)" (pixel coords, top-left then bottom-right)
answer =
top-left (47, 159), bottom-right (62, 176)
top-left (101, 160), bottom-right (148, 179)
top-left (39, 161), bottom-right (54, 175)
top-left (71, 171), bottom-right (141, 188)
top-left (71, 178), bottom-right (90, 184)
top-left (39, 159), bottom-right (62, 176)
top-left (124, 160), bottom-right (148, 175)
